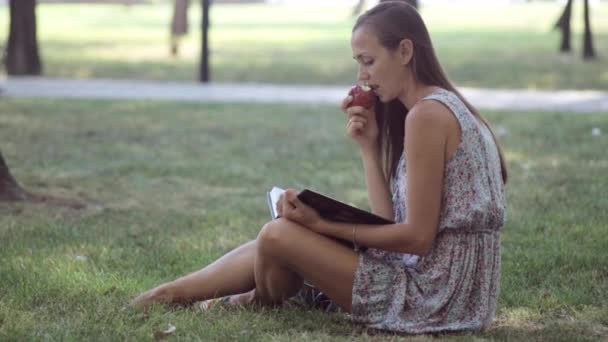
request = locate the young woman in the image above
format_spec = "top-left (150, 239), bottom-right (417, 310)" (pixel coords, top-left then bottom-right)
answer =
top-left (131, 1), bottom-right (507, 334)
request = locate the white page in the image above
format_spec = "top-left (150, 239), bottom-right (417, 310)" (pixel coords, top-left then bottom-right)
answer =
top-left (267, 186), bottom-right (285, 219)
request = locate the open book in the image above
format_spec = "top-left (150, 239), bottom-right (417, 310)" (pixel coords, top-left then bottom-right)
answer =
top-left (266, 186), bottom-right (394, 224)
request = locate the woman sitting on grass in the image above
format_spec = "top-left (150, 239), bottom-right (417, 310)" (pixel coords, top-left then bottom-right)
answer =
top-left (131, 1), bottom-right (508, 334)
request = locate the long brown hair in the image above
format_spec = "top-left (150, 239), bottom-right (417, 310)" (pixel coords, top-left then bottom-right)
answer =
top-left (353, 1), bottom-right (508, 184)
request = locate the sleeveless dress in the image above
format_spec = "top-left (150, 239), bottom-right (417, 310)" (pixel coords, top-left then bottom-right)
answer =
top-left (351, 88), bottom-right (506, 334)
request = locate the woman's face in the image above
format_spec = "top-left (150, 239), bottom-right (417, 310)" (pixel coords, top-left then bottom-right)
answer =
top-left (351, 26), bottom-right (408, 103)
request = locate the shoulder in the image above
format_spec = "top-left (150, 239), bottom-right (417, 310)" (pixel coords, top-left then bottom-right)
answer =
top-left (405, 99), bottom-right (455, 135)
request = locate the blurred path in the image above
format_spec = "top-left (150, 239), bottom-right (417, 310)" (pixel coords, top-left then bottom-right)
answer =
top-left (1, 77), bottom-right (607, 113)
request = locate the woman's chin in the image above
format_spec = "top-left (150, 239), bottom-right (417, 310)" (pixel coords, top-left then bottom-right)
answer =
top-left (377, 94), bottom-right (391, 104)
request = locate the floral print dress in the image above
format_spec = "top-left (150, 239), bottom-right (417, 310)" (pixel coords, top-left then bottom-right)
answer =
top-left (351, 88), bottom-right (506, 334)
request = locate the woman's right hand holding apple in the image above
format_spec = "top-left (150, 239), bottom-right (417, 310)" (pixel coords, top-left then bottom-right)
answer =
top-left (341, 95), bottom-right (379, 152)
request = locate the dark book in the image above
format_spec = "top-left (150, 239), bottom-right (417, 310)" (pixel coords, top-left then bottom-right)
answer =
top-left (267, 186), bottom-right (394, 225)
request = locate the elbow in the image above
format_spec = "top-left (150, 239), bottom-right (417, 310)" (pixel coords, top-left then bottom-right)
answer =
top-left (415, 238), bottom-right (434, 257)
top-left (396, 225), bottom-right (436, 256)
top-left (416, 227), bottom-right (438, 256)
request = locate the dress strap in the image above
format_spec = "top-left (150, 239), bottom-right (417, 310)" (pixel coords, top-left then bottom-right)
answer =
top-left (421, 88), bottom-right (476, 134)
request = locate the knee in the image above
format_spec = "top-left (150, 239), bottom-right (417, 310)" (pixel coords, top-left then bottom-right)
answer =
top-left (257, 218), bottom-right (292, 257)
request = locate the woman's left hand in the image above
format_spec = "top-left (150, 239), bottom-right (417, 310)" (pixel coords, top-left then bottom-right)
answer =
top-left (276, 189), bottom-right (323, 230)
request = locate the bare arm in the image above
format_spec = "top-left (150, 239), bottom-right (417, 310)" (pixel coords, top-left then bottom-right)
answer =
top-left (312, 102), bottom-right (448, 255)
top-left (342, 95), bottom-right (394, 221)
top-left (359, 146), bottom-right (394, 221)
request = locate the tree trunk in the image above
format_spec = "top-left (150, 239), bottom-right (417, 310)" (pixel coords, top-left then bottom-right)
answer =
top-left (0, 152), bottom-right (86, 209)
top-left (582, 0), bottom-right (596, 60)
top-left (4, 0), bottom-right (42, 75)
top-left (0, 152), bottom-right (28, 201)
top-left (170, 0), bottom-right (190, 56)
top-left (352, 0), bottom-right (367, 16)
top-left (553, 0), bottom-right (572, 53)
top-left (198, 0), bottom-right (211, 82)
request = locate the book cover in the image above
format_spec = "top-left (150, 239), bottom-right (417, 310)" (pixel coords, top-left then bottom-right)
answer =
top-left (266, 187), bottom-right (394, 225)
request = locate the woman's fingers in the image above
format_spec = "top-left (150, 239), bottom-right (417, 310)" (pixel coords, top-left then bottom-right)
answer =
top-left (346, 120), bottom-right (365, 136)
top-left (346, 106), bottom-right (374, 122)
top-left (349, 115), bottom-right (367, 124)
top-left (347, 116), bottom-right (367, 130)
top-left (345, 106), bottom-right (360, 117)
top-left (341, 96), bottom-right (353, 112)
top-left (279, 190), bottom-right (298, 217)
top-left (276, 197), bottom-right (283, 216)
top-left (282, 191), bottom-right (310, 222)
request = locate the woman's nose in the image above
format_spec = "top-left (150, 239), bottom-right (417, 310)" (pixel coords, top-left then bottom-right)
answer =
top-left (357, 66), bottom-right (369, 81)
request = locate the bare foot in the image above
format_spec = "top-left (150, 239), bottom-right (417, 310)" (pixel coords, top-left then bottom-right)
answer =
top-left (128, 287), bottom-right (171, 311)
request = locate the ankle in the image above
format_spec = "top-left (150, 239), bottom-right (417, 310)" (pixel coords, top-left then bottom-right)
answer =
top-left (152, 285), bottom-right (175, 303)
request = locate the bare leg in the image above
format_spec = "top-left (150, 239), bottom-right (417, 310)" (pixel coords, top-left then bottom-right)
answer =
top-left (131, 240), bottom-right (257, 310)
top-left (250, 218), bottom-right (359, 311)
top-left (131, 218), bottom-right (360, 312)
top-left (253, 238), bottom-right (304, 305)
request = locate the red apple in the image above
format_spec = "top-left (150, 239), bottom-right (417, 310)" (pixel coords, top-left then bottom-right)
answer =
top-left (347, 84), bottom-right (377, 109)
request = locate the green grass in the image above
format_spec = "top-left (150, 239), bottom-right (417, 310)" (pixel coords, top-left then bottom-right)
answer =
top-left (1, 98), bottom-right (607, 340)
top-left (0, 2), bottom-right (607, 89)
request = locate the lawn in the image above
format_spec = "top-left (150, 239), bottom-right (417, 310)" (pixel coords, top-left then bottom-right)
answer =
top-left (1, 99), bottom-right (607, 340)
top-left (0, 2), bottom-right (607, 89)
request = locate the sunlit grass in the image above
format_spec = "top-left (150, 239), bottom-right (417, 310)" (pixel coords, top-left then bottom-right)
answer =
top-left (0, 98), bottom-right (607, 340)
top-left (0, 2), bottom-right (606, 89)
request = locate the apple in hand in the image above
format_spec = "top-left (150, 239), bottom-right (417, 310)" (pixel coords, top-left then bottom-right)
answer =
top-left (347, 84), bottom-right (377, 109)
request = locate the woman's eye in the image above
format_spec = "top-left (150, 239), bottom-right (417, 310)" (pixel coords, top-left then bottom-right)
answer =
top-left (363, 59), bottom-right (374, 66)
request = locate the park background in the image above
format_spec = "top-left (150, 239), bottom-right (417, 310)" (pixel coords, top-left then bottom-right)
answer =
top-left (1, 0), bottom-right (607, 340)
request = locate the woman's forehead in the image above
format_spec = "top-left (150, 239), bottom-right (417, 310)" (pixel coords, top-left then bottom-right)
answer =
top-left (351, 27), bottom-right (381, 53)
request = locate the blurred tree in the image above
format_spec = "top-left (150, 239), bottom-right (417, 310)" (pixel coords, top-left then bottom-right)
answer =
top-left (0, 152), bottom-right (27, 201)
top-left (4, 0), bottom-right (42, 75)
top-left (199, 0), bottom-right (211, 82)
top-left (352, 0), bottom-right (367, 16)
top-left (554, 0), bottom-right (573, 52)
top-left (553, 0), bottom-right (596, 60)
top-left (0, 151), bottom-right (85, 208)
top-left (170, 0), bottom-right (190, 56)
top-left (582, 0), bottom-right (595, 59)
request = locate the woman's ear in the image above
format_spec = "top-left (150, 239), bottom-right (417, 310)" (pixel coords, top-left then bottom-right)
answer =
top-left (399, 38), bottom-right (414, 65)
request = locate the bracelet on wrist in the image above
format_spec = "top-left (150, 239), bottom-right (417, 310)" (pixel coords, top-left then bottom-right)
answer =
top-left (352, 224), bottom-right (360, 252)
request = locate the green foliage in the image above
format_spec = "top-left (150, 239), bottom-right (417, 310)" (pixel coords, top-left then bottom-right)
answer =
top-left (0, 99), bottom-right (607, 340)
top-left (0, 2), bottom-right (606, 89)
